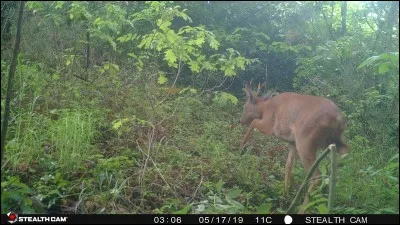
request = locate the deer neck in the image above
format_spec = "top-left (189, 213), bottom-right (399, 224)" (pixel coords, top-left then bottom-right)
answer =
top-left (255, 100), bottom-right (271, 118)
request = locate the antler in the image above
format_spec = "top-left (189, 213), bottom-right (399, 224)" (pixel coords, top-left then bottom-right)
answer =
top-left (255, 81), bottom-right (267, 96)
top-left (244, 80), bottom-right (253, 97)
top-left (244, 80), bottom-right (267, 99)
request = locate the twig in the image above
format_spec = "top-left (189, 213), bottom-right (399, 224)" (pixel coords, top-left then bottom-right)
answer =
top-left (196, 75), bottom-right (210, 96)
top-left (74, 181), bottom-right (88, 213)
top-left (223, 77), bottom-right (235, 91)
top-left (136, 140), bottom-right (180, 199)
top-left (364, 13), bottom-right (376, 32)
top-left (156, 105), bottom-right (178, 126)
top-left (196, 76), bottom-right (228, 97)
top-left (205, 77), bottom-right (228, 92)
top-left (190, 172), bottom-right (204, 202)
top-left (138, 135), bottom-right (151, 207)
top-left (155, 59), bottom-right (182, 108)
top-left (328, 144), bottom-right (337, 213)
top-left (321, 5), bottom-right (336, 41)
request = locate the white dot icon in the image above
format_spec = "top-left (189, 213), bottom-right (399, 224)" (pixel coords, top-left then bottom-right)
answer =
top-left (284, 215), bottom-right (293, 224)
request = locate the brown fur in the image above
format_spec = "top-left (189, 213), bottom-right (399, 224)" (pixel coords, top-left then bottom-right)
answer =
top-left (239, 86), bottom-right (349, 212)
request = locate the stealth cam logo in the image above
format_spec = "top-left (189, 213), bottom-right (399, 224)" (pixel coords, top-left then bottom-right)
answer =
top-left (7, 212), bottom-right (18, 224)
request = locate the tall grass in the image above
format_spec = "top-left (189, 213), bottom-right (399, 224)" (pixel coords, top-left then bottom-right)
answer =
top-left (48, 109), bottom-right (97, 172)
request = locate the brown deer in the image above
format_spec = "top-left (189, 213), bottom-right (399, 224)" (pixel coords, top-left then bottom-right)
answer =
top-left (239, 82), bottom-right (349, 211)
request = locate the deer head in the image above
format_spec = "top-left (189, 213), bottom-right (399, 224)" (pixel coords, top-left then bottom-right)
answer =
top-left (239, 82), bottom-right (272, 126)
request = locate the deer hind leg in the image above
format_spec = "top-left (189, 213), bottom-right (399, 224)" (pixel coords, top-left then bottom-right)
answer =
top-left (297, 143), bottom-right (321, 213)
top-left (284, 144), bottom-right (296, 196)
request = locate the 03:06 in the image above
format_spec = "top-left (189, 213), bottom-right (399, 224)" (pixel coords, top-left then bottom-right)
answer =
top-left (153, 216), bottom-right (182, 224)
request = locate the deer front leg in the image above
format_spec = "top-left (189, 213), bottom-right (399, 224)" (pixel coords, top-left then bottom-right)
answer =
top-left (240, 122), bottom-right (255, 154)
top-left (240, 118), bottom-right (274, 154)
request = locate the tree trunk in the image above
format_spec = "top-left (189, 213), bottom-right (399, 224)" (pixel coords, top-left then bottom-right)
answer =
top-left (1, 1), bottom-right (25, 166)
top-left (341, 1), bottom-right (347, 36)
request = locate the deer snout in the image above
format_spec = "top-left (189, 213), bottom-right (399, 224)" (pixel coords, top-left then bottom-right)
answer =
top-left (239, 117), bottom-right (249, 126)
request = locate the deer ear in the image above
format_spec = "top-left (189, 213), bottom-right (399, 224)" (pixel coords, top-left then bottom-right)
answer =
top-left (263, 91), bottom-right (279, 100)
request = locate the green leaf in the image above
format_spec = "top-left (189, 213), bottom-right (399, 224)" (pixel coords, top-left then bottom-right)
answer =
top-left (342, 47), bottom-right (351, 58)
top-left (227, 188), bottom-right (242, 199)
top-left (185, 45), bottom-right (195, 54)
top-left (215, 203), bottom-right (230, 209)
top-left (138, 35), bottom-right (153, 49)
top-left (378, 62), bottom-right (391, 74)
top-left (316, 204), bottom-right (328, 214)
top-left (112, 118), bottom-right (130, 130)
top-left (300, 197), bottom-right (327, 212)
top-left (165, 49), bottom-right (177, 66)
top-left (94, 17), bottom-right (103, 26)
top-left (158, 74), bottom-right (168, 84)
top-left (215, 179), bottom-right (224, 194)
top-left (378, 208), bottom-right (397, 214)
top-left (52, 73), bottom-right (61, 81)
top-left (255, 32), bottom-right (270, 41)
top-left (173, 204), bottom-right (192, 214)
top-left (73, 88), bottom-right (80, 97)
top-left (256, 203), bottom-right (272, 214)
top-left (166, 30), bottom-right (176, 43)
top-left (202, 61), bottom-right (215, 71)
top-left (209, 38), bottom-right (220, 50)
top-left (66, 59), bottom-right (71, 66)
top-left (188, 61), bottom-right (200, 73)
top-left (388, 153), bottom-right (399, 163)
top-left (156, 19), bottom-right (163, 27)
top-left (48, 198), bottom-right (57, 209)
top-left (127, 53), bottom-right (137, 58)
top-left (20, 205), bottom-right (34, 214)
top-left (117, 33), bottom-right (132, 43)
top-left (195, 37), bottom-right (205, 46)
top-left (214, 92), bottom-right (239, 105)
top-left (55, 1), bottom-right (64, 9)
top-left (178, 87), bottom-right (189, 94)
top-left (159, 21), bottom-right (172, 32)
top-left (26, 1), bottom-right (44, 11)
top-left (112, 120), bottom-right (122, 130)
top-left (110, 63), bottom-right (119, 71)
top-left (110, 40), bottom-right (117, 51)
top-left (225, 196), bottom-right (244, 209)
top-left (233, 27), bottom-right (250, 34)
top-left (196, 204), bottom-right (205, 213)
top-left (10, 193), bottom-right (22, 201)
top-left (358, 56), bottom-right (379, 69)
top-left (224, 66), bottom-right (236, 76)
top-left (236, 57), bottom-right (245, 69)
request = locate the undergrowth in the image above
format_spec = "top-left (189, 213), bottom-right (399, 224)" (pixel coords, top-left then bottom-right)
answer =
top-left (1, 60), bottom-right (399, 215)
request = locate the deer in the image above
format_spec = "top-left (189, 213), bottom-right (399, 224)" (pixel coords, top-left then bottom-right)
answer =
top-left (239, 82), bottom-right (349, 212)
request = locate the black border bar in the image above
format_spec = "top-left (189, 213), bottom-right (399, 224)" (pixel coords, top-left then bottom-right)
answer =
top-left (1, 214), bottom-right (398, 224)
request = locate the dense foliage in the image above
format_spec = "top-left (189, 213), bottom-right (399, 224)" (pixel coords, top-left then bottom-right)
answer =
top-left (1, 1), bottom-right (398, 214)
